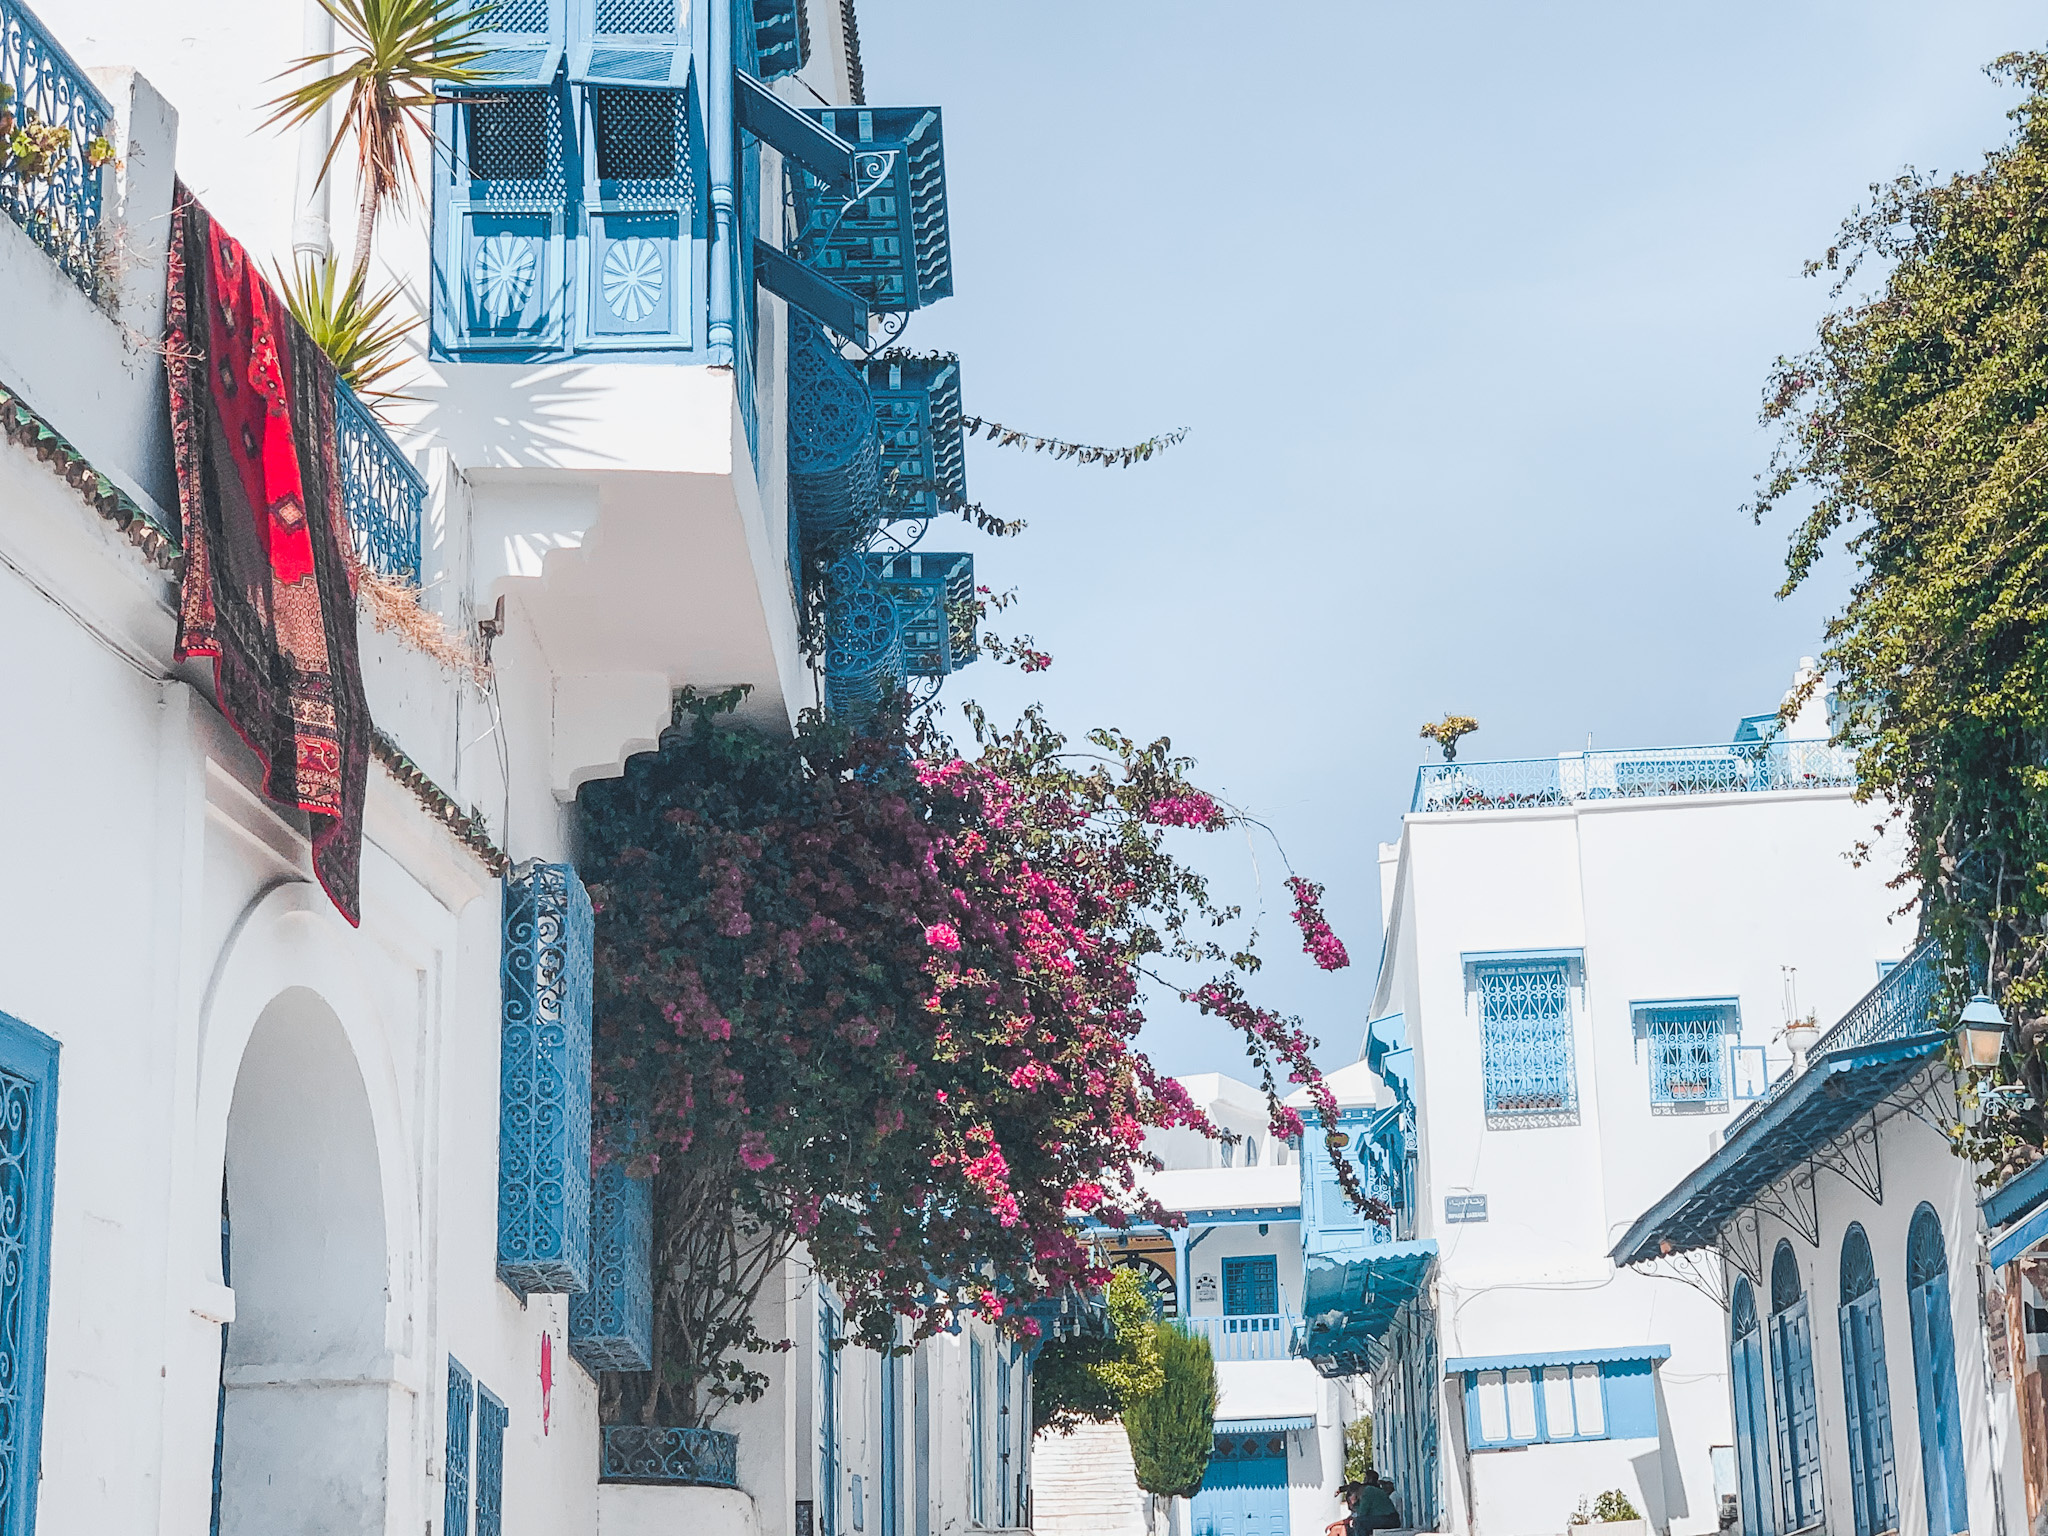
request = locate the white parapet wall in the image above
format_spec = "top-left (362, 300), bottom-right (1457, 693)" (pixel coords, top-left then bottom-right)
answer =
top-left (599, 1484), bottom-right (763, 1536)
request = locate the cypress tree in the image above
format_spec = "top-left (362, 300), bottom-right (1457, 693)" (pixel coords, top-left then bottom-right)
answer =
top-left (1125, 1324), bottom-right (1218, 1498)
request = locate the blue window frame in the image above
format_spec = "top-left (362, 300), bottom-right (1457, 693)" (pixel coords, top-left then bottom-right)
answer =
top-left (0, 1012), bottom-right (57, 1536)
top-left (1907, 1206), bottom-right (1969, 1536)
top-left (1460, 1355), bottom-right (1658, 1449)
top-left (821, 1298), bottom-right (842, 1536)
top-left (475, 1384), bottom-right (508, 1536)
top-left (1837, 1225), bottom-right (1898, 1536)
top-left (1768, 1242), bottom-right (1825, 1529)
top-left (1473, 957), bottom-right (1578, 1126)
top-left (1632, 999), bottom-right (1740, 1112)
top-left (1730, 1278), bottom-right (1777, 1536)
top-left (445, 1358), bottom-right (475, 1536)
top-left (1223, 1256), bottom-right (1279, 1317)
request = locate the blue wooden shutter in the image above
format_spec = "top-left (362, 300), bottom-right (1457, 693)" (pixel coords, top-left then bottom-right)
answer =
top-left (969, 1335), bottom-right (986, 1526)
top-left (1223, 1256), bottom-right (1278, 1316)
top-left (570, 1163), bottom-right (655, 1371)
top-left (0, 1012), bottom-right (57, 1536)
top-left (1909, 1205), bottom-right (1970, 1536)
top-left (475, 1386), bottom-right (508, 1536)
top-left (1600, 1358), bottom-right (1658, 1439)
top-left (437, 88), bottom-right (572, 354)
top-left (576, 84), bottom-right (696, 347)
top-left (445, 1359), bottom-right (475, 1536)
top-left (569, 0), bottom-right (690, 87)
top-left (468, 0), bottom-right (567, 86)
top-left (821, 1303), bottom-right (842, 1536)
top-left (1838, 1293), bottom-right (1897, 1536)
top-left (498, 861), bottom-right (595, 1293)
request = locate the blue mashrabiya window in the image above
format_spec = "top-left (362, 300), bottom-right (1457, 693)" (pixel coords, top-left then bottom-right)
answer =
top-left (1470, 954), bottom-right (1579, 1126)
top-left (1460, 1351), bottom-right (1660, 1449)
top-left (1632, 998), bottom-right (1742, 1111)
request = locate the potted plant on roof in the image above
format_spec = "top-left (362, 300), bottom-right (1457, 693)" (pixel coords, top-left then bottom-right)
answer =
top-left (1567, 1489), bottom-right (1647, 1534)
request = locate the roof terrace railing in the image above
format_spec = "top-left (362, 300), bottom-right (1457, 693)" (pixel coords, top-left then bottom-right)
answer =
top-left (1411, 739), bottom-right (1856, 815)
top-left (0, 0), bottom-right (111, 296)
top-left (1722, 939), bottom-right (1946, 1138)
top-left (333, 378), bottom-right (426, 584)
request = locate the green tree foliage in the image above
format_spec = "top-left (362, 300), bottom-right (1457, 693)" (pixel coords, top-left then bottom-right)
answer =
top-left (1751, 51), bottom-right (2048, 1174)
top-left (1031, 1271), bottom-right (1164, 1436)
top-left (1344, 1416), bottom-right (1374, 1483)
top-left (1125, 1324), bottom-right (1217, 1498)
top-left (1092, 1268), bottom-right (1166, 1408)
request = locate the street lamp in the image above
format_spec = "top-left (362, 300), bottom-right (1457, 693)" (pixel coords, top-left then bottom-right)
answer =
top-left (1958, 993), bottom-right (2010, 1070)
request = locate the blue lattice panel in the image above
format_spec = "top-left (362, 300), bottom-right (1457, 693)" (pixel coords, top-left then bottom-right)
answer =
top-left (866, 551), bottom-right (974, 677)
top-left (499, 861), bottom-right (594, 1295)
top-left (333, 378), bottom-right (426, 582)
top-left (788, 316), bottom-right (882, 549)
top-left (789, 106), bottom-right (952, 311)
top-left (570, 1163), bottom-right (654, 1372)
top-left (861, 353), bottom-right (965, 522)
top-left (750, 0), bottom-right (806, 77)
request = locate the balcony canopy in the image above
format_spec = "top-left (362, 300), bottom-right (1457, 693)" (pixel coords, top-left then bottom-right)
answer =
top-left (1298, 1239), bottom-right (1437, 1377)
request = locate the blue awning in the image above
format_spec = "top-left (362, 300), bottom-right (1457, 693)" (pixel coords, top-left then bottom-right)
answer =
top-left (1610, 1034), bottom-right (1945, 1268)
top-left (1216, 1417), bottom-right (1315, 1435)
top-left (1444, 1343), bottom-right (1670, 1374)
top-left (1298, 1240), bottom-right (1437, 1378)
top-left (1986, 1157), bottom-right (2048, 1231)
top-left (1992, 1203), bottom-right (2048, 1269)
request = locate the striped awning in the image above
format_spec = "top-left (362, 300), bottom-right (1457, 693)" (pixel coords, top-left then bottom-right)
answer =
top-left (1214, 1416), bottom-right (1314, 1435)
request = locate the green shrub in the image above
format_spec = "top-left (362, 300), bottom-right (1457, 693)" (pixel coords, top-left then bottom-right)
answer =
top-left (1343, 1417), bottom-right (1374, 1483)
top-left (1125, 1323), bottom-right (1217, 1498)
top-left (1570, 1490), bottom-right (1643, 1524)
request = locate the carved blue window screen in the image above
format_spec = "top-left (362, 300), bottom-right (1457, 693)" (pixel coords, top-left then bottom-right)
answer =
top-left (333, 376), bottom-right (425, 582)
top-left (445, 1358), bottom-right (475, 1536)
top-left (576, 84), bottom-right (697, 349)
top-left (862, 353), bottom-right (966, 523)
top-left (499, 860), bottom-right (594, 1294)
top-left (866, 552), bottom-right (974, 677)
top-left (0, 0), bottom-right (111, 296)
top-left (570, 1162), bottom-right (654, 1372)
top-left (751, 0), bottom-right (807, 77)
top-left (790, 107), bottom-right (953, 311)
top-left (466, 0), bottom-right (567, 85)
top-left (436, 86), bottom-right (573, 354)
top-left (0, 1011), bottom-right (56, 1536)
top-left (570, 0), bottom-right (689, 86)
top-left (475, 1384), bottom-right (508, 1536)
top-left (1632, 1000), bottom-right (1739, 1113)
top-left (1473, 957), bottom-right (1577, 1127)
top-left (1222, 1256), bottom-right (1278, 1317)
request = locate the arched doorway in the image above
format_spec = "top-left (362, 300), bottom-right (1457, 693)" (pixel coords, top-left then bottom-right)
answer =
top-left (216, 987), bottom-right (390, 1535)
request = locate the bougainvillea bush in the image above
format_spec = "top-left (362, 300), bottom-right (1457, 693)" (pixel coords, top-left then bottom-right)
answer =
top-left (577, 690), bottom-right (1378, 1424)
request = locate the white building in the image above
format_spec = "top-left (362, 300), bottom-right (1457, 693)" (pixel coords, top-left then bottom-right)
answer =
top-left (1334, 669), bottom-right (1911, 1533)
top-left (0, 1), bottom-right (1019, 1535)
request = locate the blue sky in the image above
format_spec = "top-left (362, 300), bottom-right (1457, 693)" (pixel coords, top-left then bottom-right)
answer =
top-left (854, 2), bottom-right (2044, 1079)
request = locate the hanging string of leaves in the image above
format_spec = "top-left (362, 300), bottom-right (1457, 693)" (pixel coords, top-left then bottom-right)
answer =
top-left (958, 417), bottom-right (1188, 468)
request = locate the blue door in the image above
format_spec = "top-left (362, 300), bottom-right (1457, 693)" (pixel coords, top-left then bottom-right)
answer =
top-left (1192, 1432), bottom-right (1289, 1536)
top-left (1907, 1206), bottom-right (1970, 1536)
top-left (1729, 1278), bottom-right (1776, 1536)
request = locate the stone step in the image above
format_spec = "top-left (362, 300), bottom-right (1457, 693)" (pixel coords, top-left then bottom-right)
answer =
top-left (1030, 1422), bottom-right (1147, 1536)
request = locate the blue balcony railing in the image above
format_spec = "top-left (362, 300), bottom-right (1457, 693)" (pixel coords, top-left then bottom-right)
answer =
top-left (333, 378), bottom-right (426, 582)
top-left (1411, 739), bottom-right (1856, 815)
top-left (600, 1426), bottom-right (739, 1487)
top-left (0, 0), bottom-right (111, 296)
top-left (1179, 1313), bottom-right (1299, 1364)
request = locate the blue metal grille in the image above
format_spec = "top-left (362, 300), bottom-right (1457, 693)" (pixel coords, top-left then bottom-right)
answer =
top-left (600, 1426), bottom-right (740, 1486)
top-left (333, 377), bottom-right (426, 582)
top-left (498, 861), bottom-right (595, 1294)
top-left (1634, 1001), bottom-right (1737, 1111)
top-left (0, 0), bottom-right (109, 295)
top-left (0, 1013), bottom-right (55, 1536)
top-left (475, 1386), bottom-right (508, 1536)
top-left (866, 551), bottom-right (973, 676)
top-left (790, 107), bottom-right (952, 311)
top-left (862, 353), bottom-right (966, 524)
top-left (445, 1359), bottom-right (474, 1536)
top-left (570, 1162), bottom-right (654, 1372)
top-left (822, 553), bottom-right (903, 712)
top-left (1476, 959), bottom-right (1577, 1125)
top-left (789, 315), bottom-right (883, 548)
top-left (1412, 739), bottom-right (1856, 814)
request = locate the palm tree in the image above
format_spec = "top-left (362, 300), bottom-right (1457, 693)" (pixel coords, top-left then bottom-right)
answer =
top-left (274, 255), bottom-right (415, 408)
top-left (265, 0), bottom-right (495, 282)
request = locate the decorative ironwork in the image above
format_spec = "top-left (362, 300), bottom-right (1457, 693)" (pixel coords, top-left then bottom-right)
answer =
top-left (444, 1359), bottom-right (474, 1536)
top-left (570, 1162), bottom-right (654, 1372)
top-left (867, 551), bottom-right (974, 676)
top-left (333, 377), bottom-right (426, 582)
top-left (476, 1385), bottom-right (508, 1536)
top-left (789, 316), bottom-right (882, 547)
top-left (601, 1426), bottom-right (740, 1487)
top-left (498, 860), bottom-right (595, 1294)
top-left (822, 552), bottom-right (903, 712)
top-left (752, 0), bottom-right (807, 78)
top-left (789, 106), bottom-right (952, 311)
top-left (1412, 739), bottom-right (1857, 814)
top-left (863, 353), bottom-right (966, 523)
top-left (1755, 1163), bottom-right (1821, 1249)
top-left (0, 0), bottom-right (109, 295)
top-left (1476, 959), bottom-right (1577, 1127)
top-left (1635, 1001), bottom-right (1738, 1112)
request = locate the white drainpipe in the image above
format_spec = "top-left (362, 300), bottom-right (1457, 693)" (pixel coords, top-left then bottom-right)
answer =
top-left (290, 0), bottom-right (336, 260)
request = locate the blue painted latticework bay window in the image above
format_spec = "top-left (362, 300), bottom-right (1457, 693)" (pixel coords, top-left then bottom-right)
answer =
top-left (570, 1162), bottom-right (655, 1372)
top-left (862, 352), bottom-right (966, 522)
top-left (788, 107), bottom-right (953, 312)
top-left (867, 552), bottom-right (975, 677)
top-left (1470, 954), bottom-right (1579, 1128)
top-left (749, 0), bottom-right (807, 77)
top-left (1632, 999), bottom-right (1740, 1114)
top-left (1454, 1346), bottom-right (1664, 1449)
top-left (0, 1011), bottom-right (57, 1536)
top-left (432, 0), bottom-right (712, 361)
top-left (499, 860), bottom-right (595, 1294)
